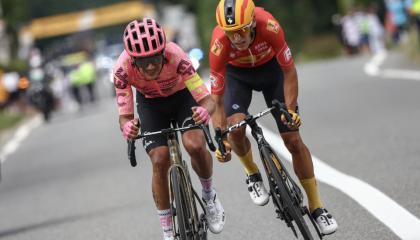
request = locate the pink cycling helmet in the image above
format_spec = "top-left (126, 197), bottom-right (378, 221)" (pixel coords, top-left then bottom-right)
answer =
top-left (123, 18), bottom-right (166, 58)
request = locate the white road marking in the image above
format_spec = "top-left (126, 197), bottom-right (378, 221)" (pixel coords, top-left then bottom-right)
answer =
top-left (364, 51), bottom-right (420, 81)
top-left (253, 125), bottom-right (420, 240)
top-left (0, 116), bottom-right (43, 163)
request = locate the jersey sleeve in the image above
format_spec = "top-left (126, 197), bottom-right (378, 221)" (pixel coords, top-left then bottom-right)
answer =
top-left (209, 28), bottom-right (230, 95)
top-left (113, 53), bottom-right (134, 116)
top-left (262, 13), bottom-right (295, 70)
top-left (169, 43), bottom-right (210, 103)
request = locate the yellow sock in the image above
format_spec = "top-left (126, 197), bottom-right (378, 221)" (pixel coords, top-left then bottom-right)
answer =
top-left (300, 177), bottom-right (323, 213)
top-left (238, 149), bottom-right (259, 175)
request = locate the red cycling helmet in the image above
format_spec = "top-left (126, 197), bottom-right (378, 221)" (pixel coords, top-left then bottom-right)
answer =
top-left (123, 18), bottom-right (166, 58)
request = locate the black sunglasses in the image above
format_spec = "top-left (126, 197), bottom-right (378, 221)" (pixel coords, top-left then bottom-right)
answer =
top-left (132, 53), bottom-right (164, 69)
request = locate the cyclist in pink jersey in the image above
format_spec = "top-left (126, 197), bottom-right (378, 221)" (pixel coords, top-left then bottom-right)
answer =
top-left (113, 18), bottom-right (225, 240)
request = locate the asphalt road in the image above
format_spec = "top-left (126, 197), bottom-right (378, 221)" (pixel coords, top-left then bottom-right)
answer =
top-left (0, 51), bottom-right (419, 240)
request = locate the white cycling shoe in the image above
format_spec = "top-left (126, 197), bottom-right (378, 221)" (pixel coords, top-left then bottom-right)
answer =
top-left (312, 208), bottom-right (338, 235)
top-left (163, 235), bottom-right (174, 240)
top-left (246, 173), bottom-right (270, 206)
top-left (203, 192), bottom-right (226, 234)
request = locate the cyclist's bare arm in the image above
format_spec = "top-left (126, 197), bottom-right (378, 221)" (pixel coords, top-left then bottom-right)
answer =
top-left (211, 94), bottom-right (228, 130)
top-left (283, 66), bottom-right (298, 111)
top-left (119, 114), bottom-right (135, 130)
top-left (197, 95), bottom-right (216, 115)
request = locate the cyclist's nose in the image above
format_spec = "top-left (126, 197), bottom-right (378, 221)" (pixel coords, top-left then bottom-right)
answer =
top-left (146, 63), bottom-right (156, 70)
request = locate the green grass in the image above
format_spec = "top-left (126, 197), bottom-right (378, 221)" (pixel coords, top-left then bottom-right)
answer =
top-left (0, 112), bottom-right (23, 132)
top-left (296, 34), bottom-right (343, 63)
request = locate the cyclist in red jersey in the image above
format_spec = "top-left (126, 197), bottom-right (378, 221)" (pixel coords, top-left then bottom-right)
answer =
top-left (114, 18), bottom-right (225, 240)
top-left (210, 0), bottom-right (337, 235)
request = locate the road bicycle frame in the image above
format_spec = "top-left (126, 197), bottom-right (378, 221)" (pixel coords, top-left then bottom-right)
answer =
top-left (127, 122), bottom-right (215, 240)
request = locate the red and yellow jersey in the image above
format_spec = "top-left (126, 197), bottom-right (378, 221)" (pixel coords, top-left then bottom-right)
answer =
top-left (210, 7), bottom-right (295, 95)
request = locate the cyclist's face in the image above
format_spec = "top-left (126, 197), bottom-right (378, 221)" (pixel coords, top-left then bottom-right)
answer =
top-left (132, 53), bottom-right (164, 80)
top-left (225, 23), bottom-right (253, 50)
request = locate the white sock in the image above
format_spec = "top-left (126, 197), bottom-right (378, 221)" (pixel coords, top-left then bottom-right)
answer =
top-left (157, 209), bottom-right (173, 238)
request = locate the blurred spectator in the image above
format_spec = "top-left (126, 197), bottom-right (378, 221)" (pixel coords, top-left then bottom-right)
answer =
top-left (385, 0), bottom-right (410, 44)
top-left (368, 4), bottom-right (386, 54)
top-left (341, 10), bottom-right (361, 55)
top-left (407, 0), bottom-right (420, 43)
top-left (355, 8), bottom-right (371, 53)
top-left (69, 60), bottom-right (97, 107)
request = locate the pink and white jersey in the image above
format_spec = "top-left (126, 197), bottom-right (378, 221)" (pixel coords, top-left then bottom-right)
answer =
top-left (113, 42), bottom-right (209, 115)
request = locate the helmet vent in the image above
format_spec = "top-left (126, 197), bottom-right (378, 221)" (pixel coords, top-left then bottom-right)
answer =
top-left (149, 27), bottom-right (154, 36)
top-left (142, 38), bottom-right (150, 51)
top-left (130, 23), bottom-right (135, 30)
top-left (124, 30), bottom-right (128, 37)
top-left (151, 39), bottom-right (157, 49)
top-left (227, 7), bottom-right (233, 16)
top-left (158, 32), bottom-right (163, 45)
top-left (127, 39), bottom-right (133, 52)
top-left (132, 31), bottom-right (138, 40)
top-left (135, 43), bottom-right (141, 53)
top-left (147, 19), bottom-right (152, 25)
top-left (139, 25), bottom-right (145, 34)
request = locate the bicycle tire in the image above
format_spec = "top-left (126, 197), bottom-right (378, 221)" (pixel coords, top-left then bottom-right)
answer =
top-left (171, 168), bottom-right (194, 240)
top-left (261, 147), bottom-right (313, 240)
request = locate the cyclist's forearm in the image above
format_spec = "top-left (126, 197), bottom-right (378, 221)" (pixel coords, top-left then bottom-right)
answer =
top-left (283, 67), bottom-right (299, 110)
top-left (211, 94), bottom-right (227, 129)
top-left (198, 95), bottom-right (216, 116)
top-left (119, 114), bottom-right (135, 131)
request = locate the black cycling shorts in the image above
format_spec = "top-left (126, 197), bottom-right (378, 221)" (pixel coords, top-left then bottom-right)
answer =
top-left (224, 57), bottom-right (298, 133)
top-left (136, 88), bottom-right (197, 153)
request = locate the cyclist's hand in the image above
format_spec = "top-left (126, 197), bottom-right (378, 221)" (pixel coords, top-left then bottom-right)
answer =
top-left (122, 118), bottom-right (140, 140)
top-left (192, 106), bottom-right (210, 125)
top-left (215, 140), bottom-right (232, 162)
top-left (281, 110), bottom-right (301, 130)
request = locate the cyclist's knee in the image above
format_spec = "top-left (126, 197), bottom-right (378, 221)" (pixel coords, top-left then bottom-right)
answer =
top-left (183, 134), bottom-right (206, 156)
top-left (282, 133), bottom-right (304, 154)
top-left (149, 148), bottom-right (170, 174)
top-left (228, 126), bottom-right (246, 143)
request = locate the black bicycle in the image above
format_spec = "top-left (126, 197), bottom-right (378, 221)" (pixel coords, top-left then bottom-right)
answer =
top-left (127, 121), bottom-right (216, 240)
top-left (215, 100), bottom-right (323, 240)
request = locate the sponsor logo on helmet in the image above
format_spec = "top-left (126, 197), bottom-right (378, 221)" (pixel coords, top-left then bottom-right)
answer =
top-left (227, 17), bottom-right (234, 24)
top-left (267, 19), bottom-right (280, 34)
top-left (211, 39), bottom-right (224, 56)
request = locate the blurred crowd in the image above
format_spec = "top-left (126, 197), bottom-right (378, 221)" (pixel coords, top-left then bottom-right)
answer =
top-left (335, 0), bottom-right (420, 56)
top-left (0, 46), bottom-right (104, 122)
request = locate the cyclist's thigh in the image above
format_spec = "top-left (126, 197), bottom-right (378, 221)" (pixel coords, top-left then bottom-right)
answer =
top-left (136, 91), bottom-right (171, 153)
top-left (260, 61), bottom-right (298, 134)
top-left (171, 89), bottom-right (207, 147)
top-left (224, 66), bottom-right (253, 117)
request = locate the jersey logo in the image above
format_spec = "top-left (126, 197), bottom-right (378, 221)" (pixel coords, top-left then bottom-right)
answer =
top-left (116, 91), bottom-right (130, 107)
top-left (114, 67), bottom-right (128, 89)
top-left (177, 59), bottom-right (196, 76)
top-left (211, 39), bottom-right (223, 56)
top-left (267, 19), bottom-right (280, 34)
top-left (283, 47), bottom-right (292, 63)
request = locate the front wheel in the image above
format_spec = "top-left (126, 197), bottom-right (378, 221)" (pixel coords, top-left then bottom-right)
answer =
top-left (170, 167), bottom-right (200, 240)
top-left (261, 147), bottom-right (314, 240)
